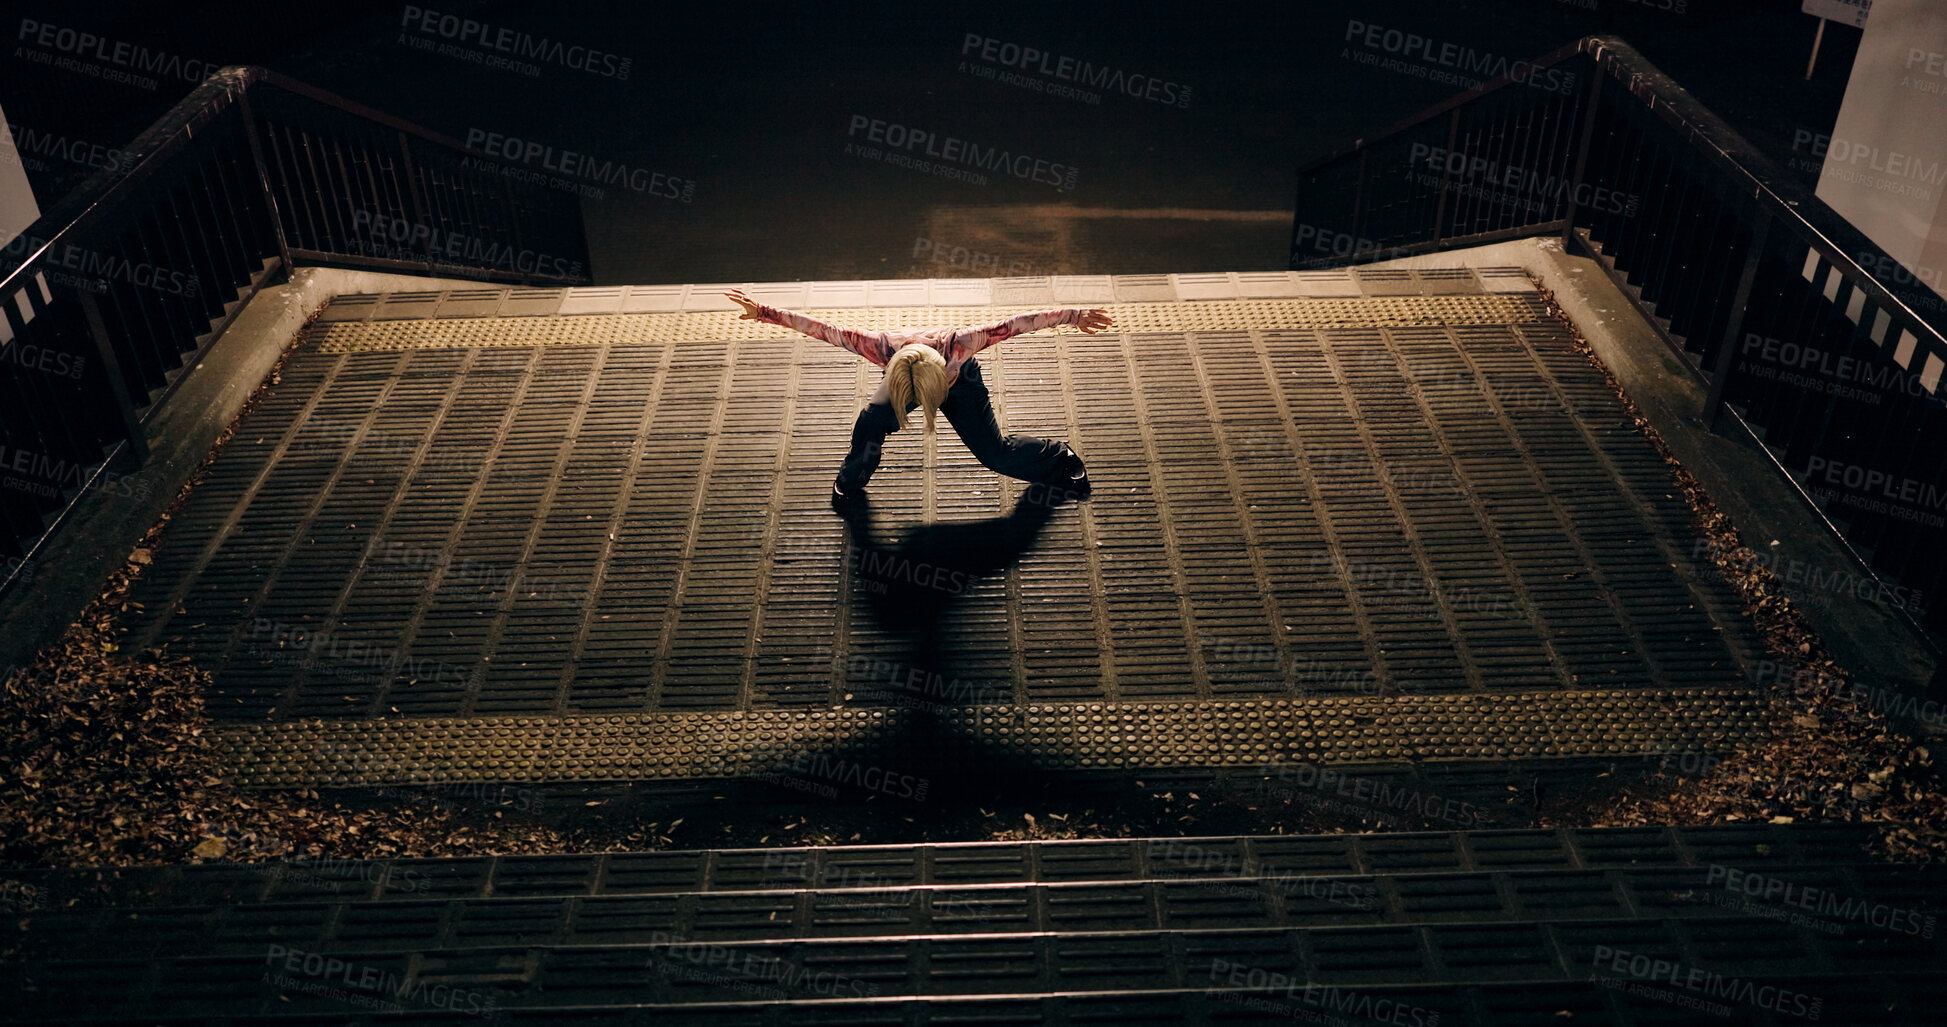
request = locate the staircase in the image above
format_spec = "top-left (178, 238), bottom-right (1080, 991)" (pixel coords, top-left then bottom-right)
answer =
top-left (3, 824), bottom-right (1938, 1023)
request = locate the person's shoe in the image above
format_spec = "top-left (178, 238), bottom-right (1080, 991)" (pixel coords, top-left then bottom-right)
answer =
top-left (831, 479), bottom-right (867, 506)
top-left (1050, 445), bottom-right (1090, 497)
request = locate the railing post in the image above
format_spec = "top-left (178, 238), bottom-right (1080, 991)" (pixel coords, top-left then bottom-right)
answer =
top-left (1288, 173), bottom-right (1305, 270)
top-left (1562, 58), bottom-right (1604, 245)
top-left (397, 130), bottom-right (430, 239)
top-left (1349, 148), bottom-right (1369, 254)
top-left (76, 289), bottom-right (150, 464)
top-left (1430, 109), bottom-right (1460, 246)
top-left (237, 91), bottom-right (294, 277)
top-left (1704, 212), bottom-right (1771, 426)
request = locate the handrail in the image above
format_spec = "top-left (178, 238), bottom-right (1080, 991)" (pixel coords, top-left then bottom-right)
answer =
top-left (1304, 37), bottom-right (1590, 169)
top-left (1294, 36), bottom-right (1947, 370)
top-left (0, 66), bottom-right (591, 296)
top-left (0, 69), bottom-right (252, 301)
top-left (0, 65), bottom-right (592, 590)
top-left (1575, 38), bottom-right (1946, 363)
top-left (1291, 35), bottom-right (1947, 657)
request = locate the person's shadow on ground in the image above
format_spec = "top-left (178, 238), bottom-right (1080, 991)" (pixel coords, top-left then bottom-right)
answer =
top-left (819, 485), bottom-right (1087, 802)
top-left (832, 486), bottom-right (1072, 642)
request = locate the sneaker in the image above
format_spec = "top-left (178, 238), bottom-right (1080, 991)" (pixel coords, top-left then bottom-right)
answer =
top-left (1051, 444), bottom-right (1089, 492)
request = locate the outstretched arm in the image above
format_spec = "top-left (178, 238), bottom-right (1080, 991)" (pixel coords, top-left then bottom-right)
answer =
top-left (724, 289), bottom-right (893, 364)
top-left (962, 306), bottom-right (1113, 355)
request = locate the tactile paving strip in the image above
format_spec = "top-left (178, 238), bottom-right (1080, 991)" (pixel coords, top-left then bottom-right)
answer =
top-left (310, 297), bottom-right (1542, 352)
top-left (216, 689), bottom-right (1764, 787)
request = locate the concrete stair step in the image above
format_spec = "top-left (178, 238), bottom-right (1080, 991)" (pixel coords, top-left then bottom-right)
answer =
top-left (5, 825), bottom-right (1937, 1022)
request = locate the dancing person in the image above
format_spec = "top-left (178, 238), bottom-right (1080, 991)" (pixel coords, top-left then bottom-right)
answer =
top-left (722, 289), bottom-right (1112, 502)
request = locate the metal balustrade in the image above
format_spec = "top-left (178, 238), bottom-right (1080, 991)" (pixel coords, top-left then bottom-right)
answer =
top-left (0, 66), bottom-right (589, 585)
top-left (1292, 36), bottom-right (1947, 643)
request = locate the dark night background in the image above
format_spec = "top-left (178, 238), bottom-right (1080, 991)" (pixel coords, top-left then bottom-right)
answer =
top-left (3, 0), bottom-right (1861, 285)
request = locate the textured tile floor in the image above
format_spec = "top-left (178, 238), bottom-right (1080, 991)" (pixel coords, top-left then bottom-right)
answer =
top-left (126, 268), bottom-right (1763, 745)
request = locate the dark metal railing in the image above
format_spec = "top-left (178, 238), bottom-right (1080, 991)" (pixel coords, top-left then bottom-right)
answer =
top-left (1292, 36), bottom-right (1947, 644)
top-left (0, 66), bottom-right (590, 584)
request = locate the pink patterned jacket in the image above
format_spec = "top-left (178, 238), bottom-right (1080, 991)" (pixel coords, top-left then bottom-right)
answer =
top-left (752, 302), bottom-right (1086, 391)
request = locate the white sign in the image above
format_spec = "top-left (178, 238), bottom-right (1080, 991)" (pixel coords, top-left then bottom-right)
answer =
top-left (1804, 0), bottom-right (1872, 28)
top-left (0, 105), bottom-right (41, 250)
top-left (1817, 0), bottom-right (1946, 308)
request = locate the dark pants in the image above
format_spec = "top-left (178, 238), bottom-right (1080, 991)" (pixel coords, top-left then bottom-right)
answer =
top-left (839, 357), bottom-right (1072, 489)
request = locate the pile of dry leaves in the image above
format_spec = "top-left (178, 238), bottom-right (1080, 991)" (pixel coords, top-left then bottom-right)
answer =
top-left (0, 313), bottom-right (604, 867)
top-left (0, 517), bottom-right (612, 866)
top-left (1534, 283), bottom-right (1946, 860)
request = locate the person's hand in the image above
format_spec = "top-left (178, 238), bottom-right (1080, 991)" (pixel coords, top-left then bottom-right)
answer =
top-left (723, 289), bottom-right (763, 320)
top-left (1077, 308), bottom-right (1113, 334)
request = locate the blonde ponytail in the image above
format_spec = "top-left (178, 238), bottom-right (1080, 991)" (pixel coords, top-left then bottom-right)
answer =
top-left (885, 344), bottom-right (949, 433)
